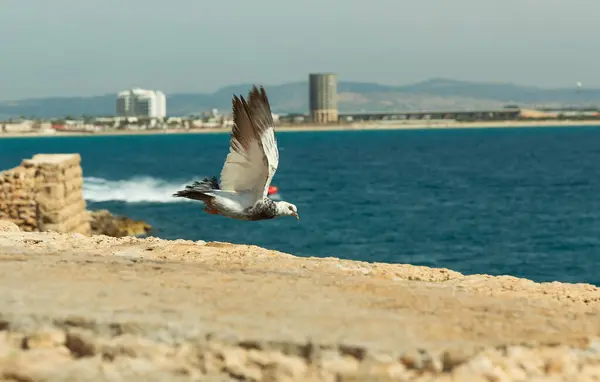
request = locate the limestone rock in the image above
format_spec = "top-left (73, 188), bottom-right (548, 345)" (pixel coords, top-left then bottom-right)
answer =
top-left (0, 154), bottom-right (90, 234)
top-left (89, 209), bottom-right (152, 237)
top-left (0, 154), bottom-right (146, 238)
top-left (0, 231), bottom-right (599, 381)
top-left (0, 220), bottom-right (19, 232)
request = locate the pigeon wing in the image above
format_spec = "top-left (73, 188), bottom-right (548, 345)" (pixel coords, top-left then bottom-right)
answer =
top-left (219, 86), bottom-right (279, 204)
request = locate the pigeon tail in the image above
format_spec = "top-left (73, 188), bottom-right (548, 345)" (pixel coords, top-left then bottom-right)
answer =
top-left (173, 176), bottom-right (220, 202)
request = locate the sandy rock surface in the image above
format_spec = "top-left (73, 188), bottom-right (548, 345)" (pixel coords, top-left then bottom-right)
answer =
top-left (0, 226), bottom-right (599, 381)
top-left (0, 221), bottom-right (19, 232)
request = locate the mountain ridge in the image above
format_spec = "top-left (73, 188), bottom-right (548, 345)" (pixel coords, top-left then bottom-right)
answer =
top-left (1, 78), bottom-right (597, 119)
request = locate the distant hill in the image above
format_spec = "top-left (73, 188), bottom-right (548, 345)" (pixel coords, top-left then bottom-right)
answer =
top-left (1, 78), bottom-right (598, 119)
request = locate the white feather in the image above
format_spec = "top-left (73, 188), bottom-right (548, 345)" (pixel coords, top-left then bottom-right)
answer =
top-left (218, 87), bottom-right (279, 208)
top-left (209, 190), bottom-right (256, 218)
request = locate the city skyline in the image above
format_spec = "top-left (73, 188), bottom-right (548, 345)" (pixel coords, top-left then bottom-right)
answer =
top-left (1, 0), bottom-right (598, 101)
top-left (0, 76), bottom-right (593, 103)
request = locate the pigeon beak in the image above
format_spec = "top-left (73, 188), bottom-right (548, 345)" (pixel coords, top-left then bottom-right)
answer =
top-left (293, 212), bottom-right (300, 220)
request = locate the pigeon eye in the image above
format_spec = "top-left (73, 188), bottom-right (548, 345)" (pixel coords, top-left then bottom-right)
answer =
top-left (288, 206), bottom-right (293, 211)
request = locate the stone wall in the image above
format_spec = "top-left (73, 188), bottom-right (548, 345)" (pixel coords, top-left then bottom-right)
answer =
top-left (0, 154), bottom-right (90, 235)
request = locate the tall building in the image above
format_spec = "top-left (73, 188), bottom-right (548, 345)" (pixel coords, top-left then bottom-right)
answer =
top-left (116, 88), bottom-right (167, 118)
top-left (308, 73), bottom-right (338, 123)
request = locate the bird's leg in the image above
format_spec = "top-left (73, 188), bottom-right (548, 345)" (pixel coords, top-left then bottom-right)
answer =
top-left (204, 205), bottom-right (219, 215)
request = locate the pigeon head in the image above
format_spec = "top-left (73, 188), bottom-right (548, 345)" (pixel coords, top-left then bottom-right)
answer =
top-left (275, 201), bottom-right (299, 220)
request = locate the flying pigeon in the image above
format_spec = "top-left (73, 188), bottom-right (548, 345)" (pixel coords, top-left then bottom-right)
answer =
top-left (172, 86), bottom-right (300, 221)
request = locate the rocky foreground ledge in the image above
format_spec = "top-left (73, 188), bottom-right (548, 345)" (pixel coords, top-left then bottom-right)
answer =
top-left (0, 221), bottom-right (599, 381)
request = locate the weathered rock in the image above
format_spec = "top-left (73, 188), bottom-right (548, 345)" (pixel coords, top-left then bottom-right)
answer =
top-left (0, 220), bottom-right (19, 232)
top-left (0, 230), bottom-right (599, 380)
top-left (89, 209), bottom-right (152, 237)
top-left (1, 155), bottom-right (149, 238)
top-left (0, 154), bottom-right (90, 234)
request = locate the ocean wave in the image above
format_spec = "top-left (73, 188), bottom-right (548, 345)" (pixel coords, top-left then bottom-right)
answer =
top-left (83, 176), bottom-right (283, 203)
top-left (83, 176), bottom-right (192, 203)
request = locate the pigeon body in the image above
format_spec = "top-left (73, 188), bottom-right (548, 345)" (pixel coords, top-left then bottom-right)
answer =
top-left (173, 86), bottom-right (299, 221)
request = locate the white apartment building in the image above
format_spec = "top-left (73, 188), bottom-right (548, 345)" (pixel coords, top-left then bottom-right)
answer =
top-left (116, 88), bottom-right (167, 118)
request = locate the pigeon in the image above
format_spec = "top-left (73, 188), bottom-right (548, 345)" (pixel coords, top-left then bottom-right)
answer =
top-left (172, 85), bottom-right (300, 221)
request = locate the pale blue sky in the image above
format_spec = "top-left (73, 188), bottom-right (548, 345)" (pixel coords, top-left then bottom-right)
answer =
top-left (1, 0), bottom-right (597, 100)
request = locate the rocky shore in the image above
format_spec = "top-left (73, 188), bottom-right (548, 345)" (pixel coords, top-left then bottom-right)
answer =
top-left (0, 154), bottom-right (152, 239)
top-left (0, 220), bottom-right (599, 381)
top-left (89, 209), bottom-right (152, 237)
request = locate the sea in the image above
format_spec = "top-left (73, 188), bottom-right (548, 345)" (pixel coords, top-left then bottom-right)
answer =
top-left (2, 126), bottom-right (600, 286)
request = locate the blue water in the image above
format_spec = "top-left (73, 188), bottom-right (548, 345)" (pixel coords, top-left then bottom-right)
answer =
top-left (2, 126), bottom-right (600, 286)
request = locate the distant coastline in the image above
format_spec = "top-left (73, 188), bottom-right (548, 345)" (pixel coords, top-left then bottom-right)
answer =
top-left (2, 119), bottom-right (600, 139)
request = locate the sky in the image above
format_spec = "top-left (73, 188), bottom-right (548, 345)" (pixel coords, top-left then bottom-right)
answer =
top-left (0, 0), bottom-right (598, 100)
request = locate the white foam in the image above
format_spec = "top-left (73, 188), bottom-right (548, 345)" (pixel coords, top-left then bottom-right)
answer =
top-left (83, 176), bottom-right (191, 203)
top-left (83, 176), bottom-right (284, 204)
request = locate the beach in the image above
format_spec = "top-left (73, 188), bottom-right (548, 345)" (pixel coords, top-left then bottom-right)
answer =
top-left (1, 119), bottom-right (600, 139)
